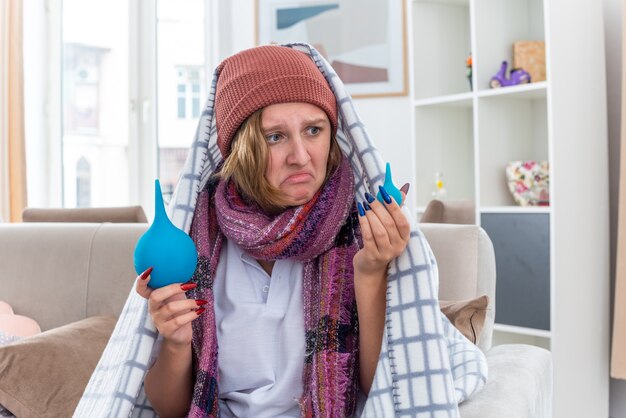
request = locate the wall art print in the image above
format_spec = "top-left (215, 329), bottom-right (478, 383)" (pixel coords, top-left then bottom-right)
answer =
top-left (257, 0), bottom-right (408, 98)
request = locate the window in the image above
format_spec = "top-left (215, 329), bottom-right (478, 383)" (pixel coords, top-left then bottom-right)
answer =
top-left (157, 0), bottom-right (206, 202)
top-left (63, 43), bottom-right (103, 134)
top-left (62, 0), bottom-right (130, 207)
top-left (177, 83), bottom-right (186, 118)
top-left (76, 157), bottom-right (92, 207)
top-left (176, 67), bottom-right (202, 120)
top-left (47, 0), bottom-right (210, 209)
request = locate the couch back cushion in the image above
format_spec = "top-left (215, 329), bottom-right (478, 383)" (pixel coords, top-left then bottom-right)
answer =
top-left (0, 223), bottom-right (147, 331)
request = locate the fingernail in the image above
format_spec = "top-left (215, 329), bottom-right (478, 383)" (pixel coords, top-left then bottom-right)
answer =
top-left (400, 183), bottom-right (410, 194)
top-left (196, 299), bottom-right (208, 306)
top-left (181, 283), bottom-right (197, 291)
top-left (363, 201), bottom-right (371, 211)
top-left (140, 267), bottom-right (153, 280)
top-left (196, 308), bottom-right (206, 316)
top-left (379, 185), bottom-right (392, 204)
top-left (357, 202), bottom-right (365, 216)
top-left (364, 192), bottom-right (376, 203)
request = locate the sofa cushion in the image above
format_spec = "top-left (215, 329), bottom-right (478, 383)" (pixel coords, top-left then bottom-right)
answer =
top-left (459, 344), bottom-right (553, 417)
top-left (0, 316), bottom-right (116, 418)
top-left (440, 295), bottom-right (489, 344)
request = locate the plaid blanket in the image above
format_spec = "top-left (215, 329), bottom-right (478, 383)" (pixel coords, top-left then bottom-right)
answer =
top-left (75, 43), bottom-right (487, 418)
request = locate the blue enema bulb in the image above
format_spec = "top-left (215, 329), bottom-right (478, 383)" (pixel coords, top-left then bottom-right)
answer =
top-left (133, 179), bottom-right (198, 289)
top-left (376, 162), bottom-right (403, 205)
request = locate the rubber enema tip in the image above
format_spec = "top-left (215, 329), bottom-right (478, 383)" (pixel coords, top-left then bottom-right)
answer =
top-left (376, 163), bottom-right (403, 205)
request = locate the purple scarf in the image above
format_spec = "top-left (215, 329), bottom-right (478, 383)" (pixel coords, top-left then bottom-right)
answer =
top-left (186, 157), bottom-right (361, 417)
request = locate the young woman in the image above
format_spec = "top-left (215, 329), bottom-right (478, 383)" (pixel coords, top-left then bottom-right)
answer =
top-left (135, 45), bottom-right (410, 417)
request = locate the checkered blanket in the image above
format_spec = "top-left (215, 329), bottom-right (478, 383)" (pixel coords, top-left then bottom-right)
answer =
top-left (75, 43), bottom-right (487, 418)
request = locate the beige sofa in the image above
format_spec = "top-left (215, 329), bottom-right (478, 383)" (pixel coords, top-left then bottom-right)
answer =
top-left (0, 222), bottom-right (552, 417)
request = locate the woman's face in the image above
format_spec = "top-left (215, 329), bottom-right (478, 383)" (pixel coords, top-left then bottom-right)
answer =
top-left (261, 102), bottom-right (331, 206)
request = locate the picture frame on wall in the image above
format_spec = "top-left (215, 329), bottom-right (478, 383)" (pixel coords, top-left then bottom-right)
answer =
top-left (256, 0), bottom-right (408, 98)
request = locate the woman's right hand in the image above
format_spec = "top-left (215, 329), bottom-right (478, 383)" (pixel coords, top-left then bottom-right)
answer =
top-left (135, 267), bottom-right (206, 348)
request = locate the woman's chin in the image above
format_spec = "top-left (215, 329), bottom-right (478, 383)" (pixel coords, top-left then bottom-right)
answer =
top-left (284, 191), bottom-right (315, 207)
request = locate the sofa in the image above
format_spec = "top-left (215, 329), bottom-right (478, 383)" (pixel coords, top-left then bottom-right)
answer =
top-left (21, 206), bottom-right (148, 223)
top-left (0, 222), bottom-right (552, 417)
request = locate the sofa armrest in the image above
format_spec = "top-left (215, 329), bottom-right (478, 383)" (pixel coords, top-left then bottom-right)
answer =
top-left (419, 224), bottom-right (496, 351)
top-left (459, 344), bottom-right (552, 418)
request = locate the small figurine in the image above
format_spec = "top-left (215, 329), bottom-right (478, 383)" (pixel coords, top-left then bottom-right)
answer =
top-left (466, 53), bottom-right (473, 90)
top-left (489, 60), bottom-right (531, 88)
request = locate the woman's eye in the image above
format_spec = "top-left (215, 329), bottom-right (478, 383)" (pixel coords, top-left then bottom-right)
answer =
top-left (266, 133), bottom-right (281, 143)
top-left (307, 127), bottom-right (320, 135)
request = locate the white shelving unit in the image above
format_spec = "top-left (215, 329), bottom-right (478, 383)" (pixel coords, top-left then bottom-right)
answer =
top-left (408, 0), bottom-right (609, 416)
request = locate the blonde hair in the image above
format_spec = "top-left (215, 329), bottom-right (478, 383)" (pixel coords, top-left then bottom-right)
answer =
top-left (217, 108), bottom-right (342, 213)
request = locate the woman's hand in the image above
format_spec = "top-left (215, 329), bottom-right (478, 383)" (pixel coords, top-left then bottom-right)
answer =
top-left (353, 185), bottom-right (411, 278)
top-left (135, 268), bottom-right (206, 348)
top-left (353, 184), bottom-right (410, 394)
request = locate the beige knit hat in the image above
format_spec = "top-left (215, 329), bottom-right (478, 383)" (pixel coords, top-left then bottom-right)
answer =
top-left (214, 45), bottom-right (338, 157)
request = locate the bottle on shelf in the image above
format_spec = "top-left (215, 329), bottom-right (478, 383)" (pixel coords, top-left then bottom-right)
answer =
top-left (431, 171), bottom-right (447, 200)
top-left (466, 53), bottom-right (473, 90)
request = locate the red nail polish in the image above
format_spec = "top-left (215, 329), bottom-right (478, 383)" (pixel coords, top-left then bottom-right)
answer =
top-left (181, 283), bottom-right (197, 291)
top-left (141, 267), bottom-right (153, 280)
top-left (196, 308), bottom-right (206, 315)
top-left (195, 299), bottom-right (208, 306)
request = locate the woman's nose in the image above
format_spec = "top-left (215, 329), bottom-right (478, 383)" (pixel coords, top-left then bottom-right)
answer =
top-left (287, 137), bottom-right (311, 165)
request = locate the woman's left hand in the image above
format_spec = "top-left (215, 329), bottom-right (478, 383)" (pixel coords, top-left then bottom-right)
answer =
top-left (353, 185), bottom-right (411, 278)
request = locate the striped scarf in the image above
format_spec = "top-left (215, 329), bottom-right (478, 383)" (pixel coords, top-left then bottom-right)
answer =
top-left (186, 157), bottom-right (361, 417)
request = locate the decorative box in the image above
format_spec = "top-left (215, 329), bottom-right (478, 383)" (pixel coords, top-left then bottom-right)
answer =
top-left (513, 41), bottom-right (546, 83)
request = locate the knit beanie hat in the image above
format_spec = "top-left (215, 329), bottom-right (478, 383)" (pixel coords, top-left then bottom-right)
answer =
top-left (214, 45), bottom-right (338, 157)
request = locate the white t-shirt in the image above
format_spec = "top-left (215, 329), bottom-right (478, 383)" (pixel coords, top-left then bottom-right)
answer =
top-left (213, 239), bottom-right (306, 418)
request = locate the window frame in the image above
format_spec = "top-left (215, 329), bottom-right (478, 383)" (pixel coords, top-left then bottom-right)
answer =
top-left (33, 0), bottom-right (217, 215)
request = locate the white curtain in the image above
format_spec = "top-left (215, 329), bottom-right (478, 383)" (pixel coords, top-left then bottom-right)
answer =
top-left (611, 0), bottom-right (626, 380)
top-left (0, 0), bottom-right (27, 222)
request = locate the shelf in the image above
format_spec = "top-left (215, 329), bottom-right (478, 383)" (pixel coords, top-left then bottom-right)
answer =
top-left (477, 93), bottom-right (549, 206)
top-left (481, 206), bottom-right (550, 214)
top-left (413, 92), bottom-right (473, 108)
top-left (414, 106), bottom-right (474, 207)
top-left (474, 0), bottom-right (545, 90)
top-left (413, 0), bottom-right (468, 5)
top-left (477, 81), bottom-right (548, 100)
top-left (493, 323), bottom-right (551, 339)
top-left (412, 0), bottom-right (471, 100)
top-left (409, 0), bottom-right (611, 414)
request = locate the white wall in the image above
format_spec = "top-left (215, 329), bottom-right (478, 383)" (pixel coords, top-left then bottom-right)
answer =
top-left (604, 0), bottom-right (626, 417)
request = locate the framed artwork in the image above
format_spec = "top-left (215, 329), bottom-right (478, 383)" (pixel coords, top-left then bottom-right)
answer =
top-left (256, 0), bottom-right (408, 98)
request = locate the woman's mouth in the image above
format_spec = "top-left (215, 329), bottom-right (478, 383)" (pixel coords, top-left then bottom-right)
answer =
top-left (284, 172), bottom-right (313, 184)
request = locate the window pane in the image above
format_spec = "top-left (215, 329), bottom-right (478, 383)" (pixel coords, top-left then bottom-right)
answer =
top-left (157, 0), bottom-right (205, 200)
top-left (177, 97), bottom-right (186, 119)
top-left (192, 97), bottom-right (200, 118)
top-left (62, 0), bottom-right (130, 207)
